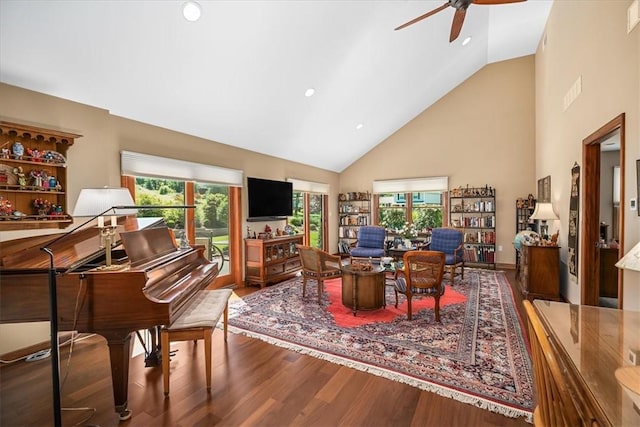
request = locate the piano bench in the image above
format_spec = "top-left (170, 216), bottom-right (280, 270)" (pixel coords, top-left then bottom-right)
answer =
top-left (161, 288), bottom-right (233, 397)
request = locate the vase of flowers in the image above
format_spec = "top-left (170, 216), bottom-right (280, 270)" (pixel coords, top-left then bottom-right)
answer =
top-left (398, 222), bottom-right (418, 247)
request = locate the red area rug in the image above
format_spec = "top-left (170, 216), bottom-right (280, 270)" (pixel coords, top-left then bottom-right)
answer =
top-left (323, 278), bottom-right (467, 328)
top-left (227, 269), bottom-right (534, 422)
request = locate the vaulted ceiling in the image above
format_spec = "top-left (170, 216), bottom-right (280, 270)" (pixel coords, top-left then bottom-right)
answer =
top-left (0, 0), bottom-right (553, 172)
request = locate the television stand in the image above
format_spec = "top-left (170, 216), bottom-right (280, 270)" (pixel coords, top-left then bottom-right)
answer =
top-left (244, 235), bottom-right (304, 287)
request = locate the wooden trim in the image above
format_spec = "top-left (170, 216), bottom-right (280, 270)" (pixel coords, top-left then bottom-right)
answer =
top-left (322, 194), bottom-right (329, 252)
top-left (372, 194), bottom-right (379, 225)
top-left (120, 175), bottom-right (135, 197)
top-left (185, 182), bottom-right (195, 243)
top-left (581, 113), bottom-right (625, 307)
top-left (225, 186), bottom-right (243, 287)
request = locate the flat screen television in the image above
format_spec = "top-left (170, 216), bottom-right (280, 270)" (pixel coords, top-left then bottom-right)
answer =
top-left (247, 177), bottom-right (293, 221)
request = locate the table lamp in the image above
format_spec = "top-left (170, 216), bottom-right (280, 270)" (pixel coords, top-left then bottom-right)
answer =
top-left (615, 240), bottom-right (640, 272)
top-left (72, 187), bottom-right (138, 269)
top-left (529, 202), bottom-right (558, 240)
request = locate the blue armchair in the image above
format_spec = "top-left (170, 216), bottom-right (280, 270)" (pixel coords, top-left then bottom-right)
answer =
top-left (429, 227), bottom-right (464, 283)
top-left (350, 226), bottom-right (386, 260)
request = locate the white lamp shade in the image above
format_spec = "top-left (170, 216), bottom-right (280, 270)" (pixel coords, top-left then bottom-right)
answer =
top-left (615, 241), bottom-right (640, 272)
top-left (529, 202), bottom-right (559, 221)
top-left (72, 188), bottom-right (137, 217)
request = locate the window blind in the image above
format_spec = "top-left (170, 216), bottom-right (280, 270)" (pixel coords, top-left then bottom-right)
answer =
top-left (286, 178), bottom-right (330, 194)
top-left (121, 151), bottom-right (243, 186)
top-left (372, 176), bottom-right (448, 193)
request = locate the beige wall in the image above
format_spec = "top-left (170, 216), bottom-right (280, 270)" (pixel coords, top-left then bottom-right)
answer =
top-left (0, 83), bottom-right (341, 243)
top-left (0, 83), bottom-right (340, 353)
top-left (535, 0), bottom-right (640, 308)
top-left (341, 55), bottom-right (537, 267)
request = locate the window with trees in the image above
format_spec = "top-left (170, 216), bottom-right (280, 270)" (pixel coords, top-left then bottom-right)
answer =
top-left (378, 192), bottom-right (442, 232)
top-left (121, 151), bottom-right (243, 285)
top-left (373, 177), bottom-right (448, 239)
top-left (287, 179), bottom-right (329, 251)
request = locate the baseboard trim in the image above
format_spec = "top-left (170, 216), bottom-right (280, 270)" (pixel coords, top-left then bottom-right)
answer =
top-left (0, 331), bottom-right (76, 365)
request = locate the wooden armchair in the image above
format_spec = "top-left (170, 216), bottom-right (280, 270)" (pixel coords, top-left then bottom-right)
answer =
top-left (296, 244), bottom-right (342, 303)
top-left (394, 250), bottom-right (445, 321)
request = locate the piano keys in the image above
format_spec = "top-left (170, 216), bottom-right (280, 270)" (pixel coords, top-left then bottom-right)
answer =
top-left (0, 218), bottom-right (219, 420)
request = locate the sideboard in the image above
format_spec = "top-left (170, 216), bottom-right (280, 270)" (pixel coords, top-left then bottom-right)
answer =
top-left (518, 245), bottom-right (561, 301)
top-left (244, 235), bottom-right (303, 287)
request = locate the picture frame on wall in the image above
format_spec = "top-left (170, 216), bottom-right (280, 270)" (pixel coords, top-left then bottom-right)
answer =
top-left (537, 175), bottom-right (551, 203)
top-left (637, 159), bottom-right (640, 216)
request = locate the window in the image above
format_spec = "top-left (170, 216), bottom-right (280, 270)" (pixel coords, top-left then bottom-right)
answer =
top-left (411, 192), bottom-right (443, 231)
top-left (121, 151), bottom-right (242, 284)
top-left (378, 192), bottom-right (407, 231)
top-left (135, 177), bottom-right (186, 230)
top-left (194, 183), bottom-right (229, 276)
top-left (287, 178), bottom-right (329, 250)
top-left (373, 177), bottom-right (447, 235)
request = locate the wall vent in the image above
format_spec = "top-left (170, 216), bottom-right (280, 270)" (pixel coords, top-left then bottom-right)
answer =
top-left (628, 0), bottom-right (639, 34)
top-left (563, 75), bottom-right (582, 112)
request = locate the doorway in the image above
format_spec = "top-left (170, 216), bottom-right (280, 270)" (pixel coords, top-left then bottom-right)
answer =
top-left (581, 114), bottom-right (625, 307)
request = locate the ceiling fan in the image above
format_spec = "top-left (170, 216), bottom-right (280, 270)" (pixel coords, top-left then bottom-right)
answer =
top-left (395, 0), bottom-right (527, 43)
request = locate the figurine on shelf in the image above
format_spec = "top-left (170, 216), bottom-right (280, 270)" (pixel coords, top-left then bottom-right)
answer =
top-left (0, 196), bottom-right (13, 217)
top-left (30, 169), bottom-right (47, 188)
top-left (26, 148), bottom-right (43, 162)
top-left (11, 141), bottom-right (24, 160)
top-left (48, 175), bottom-right (58, 190)
top-left (47, 204), bottom-right (64, 217)
top-left (1, 148), bottom-right (9, 159)
top-left (12, 166), bottom-right (27, 188)
top-left (33, 198), bottom-right (51, 217)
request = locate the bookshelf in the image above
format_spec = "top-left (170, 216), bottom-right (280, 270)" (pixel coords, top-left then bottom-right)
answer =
top-left (449, 186), bottom-right (496, 268)
top-left (338, 192), bottom-right (371, 256)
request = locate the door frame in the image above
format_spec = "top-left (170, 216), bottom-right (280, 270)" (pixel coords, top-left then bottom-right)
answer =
top-left (581, 113), bottom-right (625, 307)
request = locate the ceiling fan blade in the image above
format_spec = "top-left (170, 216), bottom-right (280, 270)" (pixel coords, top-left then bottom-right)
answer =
top-left (394, 3), bottom-right (450, 31)
top-left (472, 0), bottom-right (527, 5)
top-left (449, 9), bottom-right (466, 42)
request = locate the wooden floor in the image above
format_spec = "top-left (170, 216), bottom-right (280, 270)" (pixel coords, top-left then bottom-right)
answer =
top-left (0, 268), bottom-right (532, 427)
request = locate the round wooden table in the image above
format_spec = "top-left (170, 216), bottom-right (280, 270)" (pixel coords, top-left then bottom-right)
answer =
top-left (340, 264), bottom-right (385, 315)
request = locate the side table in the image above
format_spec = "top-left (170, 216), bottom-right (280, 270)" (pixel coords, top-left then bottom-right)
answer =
top-left (341, 264), bottom-right (385, 315)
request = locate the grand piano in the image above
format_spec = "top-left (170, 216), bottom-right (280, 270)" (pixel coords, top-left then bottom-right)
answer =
top-left (0, 218), bottom-right (220, 420)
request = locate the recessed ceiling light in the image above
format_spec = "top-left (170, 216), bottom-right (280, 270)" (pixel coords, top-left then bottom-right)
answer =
top-left (305, 88), bottom-right (315, 97)
top-left (462, 36), bottom-right (472, 46)
top-left (356, 123), bottom-right (364, 130)
top-left (183, 1), bottom-right (201, 22)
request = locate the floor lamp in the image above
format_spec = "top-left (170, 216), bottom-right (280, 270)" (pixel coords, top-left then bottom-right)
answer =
top-left (41, 187), bottom-right (137, 426)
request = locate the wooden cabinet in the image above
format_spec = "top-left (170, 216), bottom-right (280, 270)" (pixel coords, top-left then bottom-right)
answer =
top-left (449, 186), bottom-right (496, 268)
top-left (338, 192), bottom-right (371, 255)
top-left (519, 245), bottom-right (561, 301)
top-left (0, 121), bottom-right (81, 231)
top-left (244, 234), bottom-right (304, 287)
top-left (599, 247), bottom-right (619, 299)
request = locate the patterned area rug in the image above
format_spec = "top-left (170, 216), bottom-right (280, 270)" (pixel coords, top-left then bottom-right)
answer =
top-left (227, 269), bottom-right (534, 422)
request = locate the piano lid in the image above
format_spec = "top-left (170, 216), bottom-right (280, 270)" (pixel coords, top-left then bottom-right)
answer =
top-left (119, 227), bottom-right (178, 266)
top-left (0, 217), bottom-right (167, 270)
